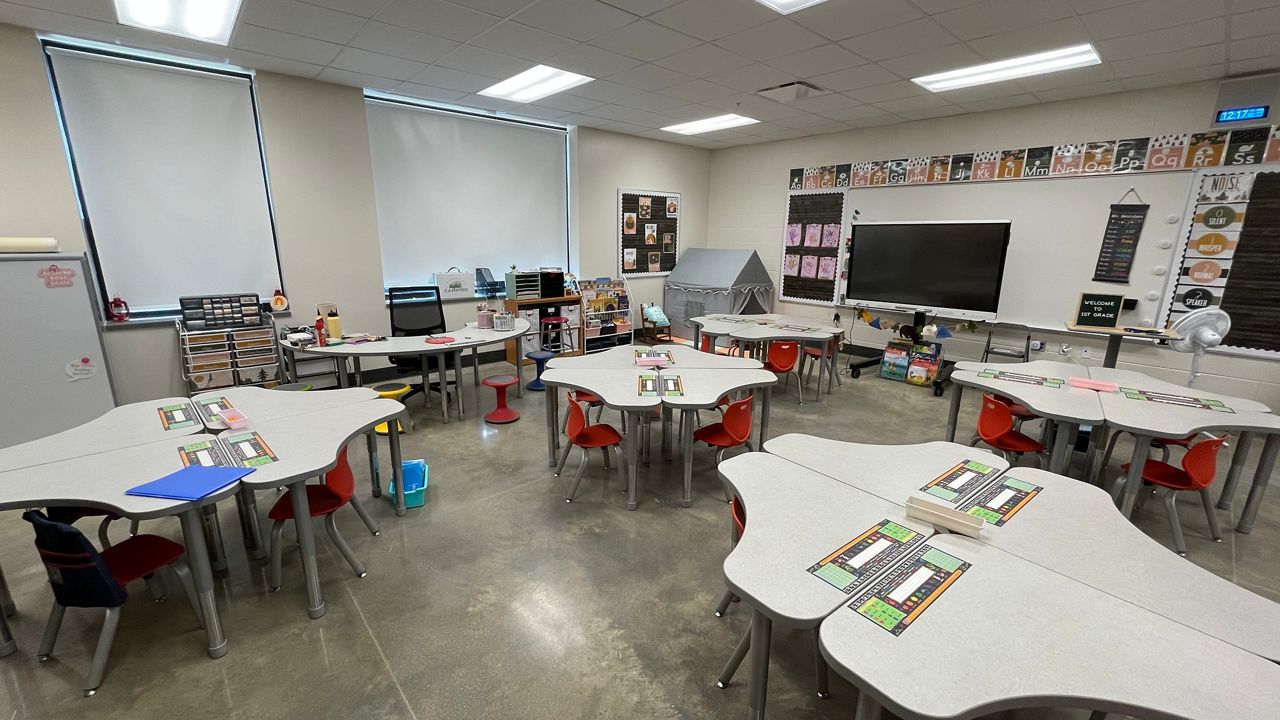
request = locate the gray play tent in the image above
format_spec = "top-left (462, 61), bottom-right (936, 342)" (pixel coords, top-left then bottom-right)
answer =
top-left (663, 248), bottom-right (774, 340)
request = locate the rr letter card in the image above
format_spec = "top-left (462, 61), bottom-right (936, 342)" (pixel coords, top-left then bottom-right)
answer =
top-left (850, 544), bottom-right (970, 635)
top-left (919, 460), bottom-right (1001, 503)
top-left (807, 520), bottom-right (924, 593)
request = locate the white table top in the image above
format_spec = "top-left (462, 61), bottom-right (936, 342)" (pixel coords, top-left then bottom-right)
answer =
top-left (763, 434), bottom-right (1007, 506)
top-left (720, 452), bottom-right (936, 625)
top-left (539, 368), bottom-right (661, 411)
top-left (192, 387), bottom-right (378, 427)
top-left (542, 363), bottom-right (774, 411)
top-left (951, 360), bottom-right (1104, 425)
top-left (0, 396), bottom-right (201, 473)
top-left (0, 434), bottom-right (241, 519)
top-left (281, 319), bottom-right (530, 357)
top-left (692, 313), bottom-right (843, 343)
top-left (657, 368), bottom-right (777, 409)
top-left (990, 467), bottom-right (1280, 662)
top-left (546, 343), bottom-right (763, 371)
top-left (819, 531), bottom-right (1280, 720)
top-left (1088, 368), bottom-right (1280, 438)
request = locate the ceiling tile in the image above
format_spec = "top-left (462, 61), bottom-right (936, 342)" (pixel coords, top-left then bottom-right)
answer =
top-left (811, 63), bottom-right (900, 91)
top-left (4, 0), bottom-right (114, 21)
top-left (437, 45), bottom-right (533, 77)
top-left (530, 92), bottom-right (605, 112)
top-left (614, 91), bottom-right (690, 111)
top-left (790, 0), bottom-right (923, 41)
top-left (771, 113), bottom-right (837, 129)
top-left (606, 62), bottom-right (693, 90)
top-left (663, 103), bottom-right (727, 119)
top-left (848, 113), bottom-right (905, 128)
top-left (233, 24), bottom-right (343, 65)
top-left (1080, 0), bottom-right (1224, 41)
top-left (648, 0), bottom-right (777, 41)
top-left (1231, 34), bottom-right (1280, 61)
top-left (933, 0), bottom-right (1075, 41)
top-left (349, 22), bottom-right (460, 63)
top-left (566, 78), bottom-right (642, 102)
top-left (714, 19), bottom-right (826, 61)
top-left (785, 91), bottom-right (863, 112)
top-left (1118, 63), bottom-right (1225, 91)
top-left (653, 42), bottom-right (755, 75)
top-left (1112, 43), bottom-right (1225, 78)
top-left (1232, 5), bottom-right (1280, 40)
top-left (662, 79), bottom-right (741, 101)
top-left (547, 43), bottom-right (643, 76)
top-left (330, 47), bottom-right (426, 81)
top-left (872, 93), bottom-right (954, 113)
top-left (844, 80), bottom-right (928, 103)
top-left (1228, 55), bottom-right (1280, 75)
top-left (879, 43), bottom-right (985, 78)
top-left (455, 93), bottom-right (524, 112)
top-left (226, 50), bottom-right (324, 78)
top-left (1098, 19), bottom-right (1224, 63)
top-left (935, 82), bottom-right (1030, 103)
top-left (469, 22), bottom-right (579, 60)
top-left (1067, 0), bottom-right (1145, 12)
top-left (409, 64), bottom-right (500, 91)
top-left (818, 104), bottom-right (895, 121)
top-left (841, 18), bottom-right (959, 61)
top-left (599, 0), bottom-right (683, 15)
top-left (897, 105), bottom-right (966, 121)
top-left (317, 67), bottom-right (401, 90)
top-left (767, 44), bottom-right (865, 77)
top-left (966, 18), bottom-right (1092, 61)
top-left (706, 63), bottom-right (795, 92)
top-left (1032, 79), bottom-right (1126, 102)
top-left (1013, 62), bottom-right (1114, 91)
top-left (300, 0), bottom-right (390, 17)
top-left (375, 0), bottom-right (502, 42)
top-left (449, 0), bottom-right (535, 16)
top-left (586, 103), bottom-right (673, 127)
top-left (394, 82), bottom-right (469, 102)
top-left (590, 19), bottom-right (702, 61)
top-left (513, 0), bottom-right (636, 41)
top-left (704, 93), bottom-right (805, 121)
top-left (514, 105), bottom-right (571, 120)
top-left (241, 0), bottom-right (367, 44)
top-left (959, 93), bottom-right (1040, 112)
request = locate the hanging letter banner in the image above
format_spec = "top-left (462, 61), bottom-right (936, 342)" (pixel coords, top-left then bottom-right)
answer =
top-left (1092, 203), bottom-right (1149, 283)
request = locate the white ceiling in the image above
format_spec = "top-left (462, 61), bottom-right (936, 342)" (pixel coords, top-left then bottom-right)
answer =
top-left (2, 0), bottom-right (1277, 149)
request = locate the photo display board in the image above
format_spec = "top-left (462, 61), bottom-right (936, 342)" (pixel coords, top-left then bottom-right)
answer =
top-left (780, 191), bottom-right (845, 304)
top-left (1166, 166), bottom-right (1280, 355)
top-left (619, 189), bottom-right (679, 277)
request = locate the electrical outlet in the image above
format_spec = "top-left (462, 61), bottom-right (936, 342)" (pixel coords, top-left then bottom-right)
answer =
top-left (1030, 339), bottom-right (1044, 352)
top-left (1059, 343), bottom-right (1071, 355)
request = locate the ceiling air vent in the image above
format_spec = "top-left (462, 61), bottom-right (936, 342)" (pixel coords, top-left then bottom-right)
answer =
top-left (754, 80), bottom-right (826, 103)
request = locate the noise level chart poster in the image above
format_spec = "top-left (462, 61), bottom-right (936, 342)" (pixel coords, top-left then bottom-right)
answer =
top-left (781, 191), bottom-right (845, 304)
top-left (1169, 167), bottom-right (1280, 354)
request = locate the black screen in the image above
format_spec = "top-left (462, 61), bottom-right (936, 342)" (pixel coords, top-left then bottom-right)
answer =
top-left (845, 222), bottom-right (1010, 314)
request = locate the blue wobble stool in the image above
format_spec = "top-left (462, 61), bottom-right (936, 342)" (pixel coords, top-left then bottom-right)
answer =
top-left (526, 350), bottom-right (555, 391)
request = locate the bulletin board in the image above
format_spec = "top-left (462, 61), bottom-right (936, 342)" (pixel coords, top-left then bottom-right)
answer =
top-left (780, 190), bottom-right (847, 305)
top-left (1163, 164), bottom-right (1280, 356)
top-left (619, 188), bottom-right (679, 277)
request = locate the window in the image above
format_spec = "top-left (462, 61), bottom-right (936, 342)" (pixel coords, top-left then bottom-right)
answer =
top-left (364, 96), bottom-right (570, 290)
top-left (45, 42), bottom-right (282, 316)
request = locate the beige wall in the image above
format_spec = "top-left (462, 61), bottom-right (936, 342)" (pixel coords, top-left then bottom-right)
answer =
top-left (706, 82), bottom-right (1280, 407)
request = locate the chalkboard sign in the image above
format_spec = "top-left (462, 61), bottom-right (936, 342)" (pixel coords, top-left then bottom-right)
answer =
top-left (1075, 293), bottom-right (1124, 327)
top-left (1092, 203), bottom-right (1149, 283)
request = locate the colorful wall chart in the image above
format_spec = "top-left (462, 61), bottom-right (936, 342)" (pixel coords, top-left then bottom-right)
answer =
top-left (781, 191), bottom-right (845, 303)
top-left (619, 188), bottom-right (679, 277)
top-left (786, 125), bottom-right (1280, 191)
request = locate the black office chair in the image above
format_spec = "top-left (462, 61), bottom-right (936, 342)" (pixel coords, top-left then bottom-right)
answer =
top-left (387, 286), bottom-right (456, 405)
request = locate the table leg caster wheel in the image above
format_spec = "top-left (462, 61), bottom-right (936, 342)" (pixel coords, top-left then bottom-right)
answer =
top-left (817, 691), bottom-right (831, 700)
top-left (716, 681), bottom-right (729, 689)
top-left (851, 368), bottom-right (861, 378)
top-left (269, 585), bottom-right (281, 593)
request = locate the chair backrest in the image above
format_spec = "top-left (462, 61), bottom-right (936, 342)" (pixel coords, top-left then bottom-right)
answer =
top-left (977, 393), bottom-right (1015, 442)
top-left (768, 341), bottom-right (799, 372)
top-left (700, 335), bottom-right (713, 353)
top-left (324, 447), bottom-right (355, 503)
top-left (565, 392), bottom-right (588, 442)
top-left (22, 510), bottom-right (127, 609)
top-left (387, 286), bottom-right (446, 337)
top-left (1181, 436), bottom-right (1229, 489)
top-left (730, 495), bottom-right (746, 538)
top-left (722, 395), bottom-right (755, 445)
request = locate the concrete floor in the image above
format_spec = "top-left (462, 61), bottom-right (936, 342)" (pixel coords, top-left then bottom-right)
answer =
top-left (0, 359), bottom-right (1277, 720)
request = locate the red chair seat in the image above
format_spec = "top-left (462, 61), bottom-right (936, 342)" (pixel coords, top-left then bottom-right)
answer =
top-left (762, 361), bottom-right (788, 372)
top-left (575, 390), bottom-right (603, 405)
top-left (542, 316), bottom-right (568, 325)
top-left (267, 484), bottom-right (346, 521)
top-left (993, 430), bottom-right (1045, 454)
top-left (1008, 403), bottom-right (1037, 419)
top-left (101, 535), bottom-right (184, 586)
top-left (481, 374), bottom-right (518, 389)
top-left (1155, 434), bottom-right (1196, 447)
top-left (693, 423), bottom-right (738, 448)
top-left (1122, 460), bottom-right (1198, 491)
top-left (573, 423), bottom-right (623, 448)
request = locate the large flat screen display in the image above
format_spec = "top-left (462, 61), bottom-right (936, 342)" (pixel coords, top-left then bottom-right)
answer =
top-left (844, 221), bottom-right (1010, 320)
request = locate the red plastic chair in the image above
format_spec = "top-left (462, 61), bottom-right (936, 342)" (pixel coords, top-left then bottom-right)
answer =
top-left (763, 341), bottom-right (804, 404)
top-left (560, 389), bottom-right (605, 430)
top-left (555, 392), bottom-right (623, 502)
top-left (695, 395), bottom-right (755, 463)
top-left (700, 335), bottom-right (715, 353)
top-left (267, 448), bottom-right (380, 591)
top-left (713, 496), bottom-right (748, 619)
top-left (802, 337), bottom-right (842, 391)
top-left (972, 393), bottom-right (1045, 465)
top-left (1118, 436), bottom-right (1227, 556)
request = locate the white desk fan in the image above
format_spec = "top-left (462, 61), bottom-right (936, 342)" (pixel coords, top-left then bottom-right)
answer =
top-left (1168, 307), bottom-right (1231, 388)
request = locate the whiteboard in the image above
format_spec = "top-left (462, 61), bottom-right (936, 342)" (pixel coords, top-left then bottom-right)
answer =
top-left (841, 173), bottom-right (1193, 329)
top-left (0, 254), bottom-right (115, 448)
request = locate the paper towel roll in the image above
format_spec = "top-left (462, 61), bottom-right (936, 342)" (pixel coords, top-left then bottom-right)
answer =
top-left (0, 237), bottom-right (59, 252)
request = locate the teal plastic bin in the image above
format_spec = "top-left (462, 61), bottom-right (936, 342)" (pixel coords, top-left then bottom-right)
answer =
top-left (387, 459), bottom-right (427, 508)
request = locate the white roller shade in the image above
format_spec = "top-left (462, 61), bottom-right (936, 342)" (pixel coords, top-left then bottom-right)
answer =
top-left (365, 100), bottom-right (569, 288)
top-left (48, 48), bottom-right (281, 312)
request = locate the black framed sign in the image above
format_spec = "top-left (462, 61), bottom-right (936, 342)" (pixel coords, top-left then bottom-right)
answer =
top-left (1074, 292), bottom-right (1124, 327)
top-left (619, 188), bottom-right (679, 277)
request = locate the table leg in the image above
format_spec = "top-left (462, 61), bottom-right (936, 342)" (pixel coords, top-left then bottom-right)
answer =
top-left (746, 608), bottom-right (772, 720)
top-left (681, 409), bottom-right (695, 508)
top-left (1237, 433), bottom-right (1279, 534)
top-left (1217, 432), bottom-right (1255, 510)
top-left (693, 326), bottom-right (701, 352)
top-left (0, 561), bottom-right (15, 617)
top-left (366, 431), bottom-right (382, 498)
top-left (472, 347), bottom-right (480, 386)
top-left (814, 631), bottom-right (830, 699)
top-left (545, 385), bottom-right (558, 467)
top-left (662, 405), bottom-right (673, 461)
top-left (1119, 435), bottom-right (1153, 517)
top-left (1083, 425), bottom-right (1103, 486)
top-left (1048, 421), bottom-right (1074, 475)
top-left (854, 692), bottom-right (883, 720)
top-left (945, 384), bottom-right (963, 442)
top-left (625, 412), bottom-right (639, 511)
top-left (813, 343), bottom-right (823, 404)
top-left (352, 357), bottom-right (363, 387)
top-left (287, 479), bottom-right (326, 618)
top-left (389, 421), bottom-right (406, 518)
top-left (758, 386), bottom-right (772, 449)
top-left (178, 507), bottom-right (228, 658)
top-left (284, 347), bottom-right (298, 383)
top-left (335, 358), bottom-right (349, 388)
top-left (1103, 335), bottom-right (1122, 368)
top-left (454, 351), bottom-right (466, 421)
top-left (0, 562), bottom-right (14, 657)
top-left (438, 356), bottom-right (449, 424)
top-left (201, 505), bottom-right (228, 572)
top-left (516, 352), bottom-right (524, 399)
top-left (234, 487), bottom-right (266, 561)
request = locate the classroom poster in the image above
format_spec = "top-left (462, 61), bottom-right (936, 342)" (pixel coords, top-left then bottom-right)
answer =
top-left (619, 189), bottom-right (679, 277)
top-left (1092, 203), bottom-right (1149, 283)
top-left (804, 224), bottom-right (823, 247)
top-left (781, 191), bottom-right (845, 304)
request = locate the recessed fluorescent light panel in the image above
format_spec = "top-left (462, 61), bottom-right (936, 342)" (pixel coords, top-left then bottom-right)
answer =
top-left (479, 65), bottom-right (593, 103)
top-left (662, 114), bottom-right (760, 135)
top-left (912, 44), bottom-right (1101, 92)
top-left (114, 0), bottom-right (243, 45)
top-left (753, 0), bottom-right (832, 14)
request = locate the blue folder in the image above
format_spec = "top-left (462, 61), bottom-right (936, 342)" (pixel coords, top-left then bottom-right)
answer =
top-left (126, 465), bottom-right (254, 501)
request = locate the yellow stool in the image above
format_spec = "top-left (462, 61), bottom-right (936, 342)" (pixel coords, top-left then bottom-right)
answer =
top-left (373, 382), bottom-right (410, 435)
